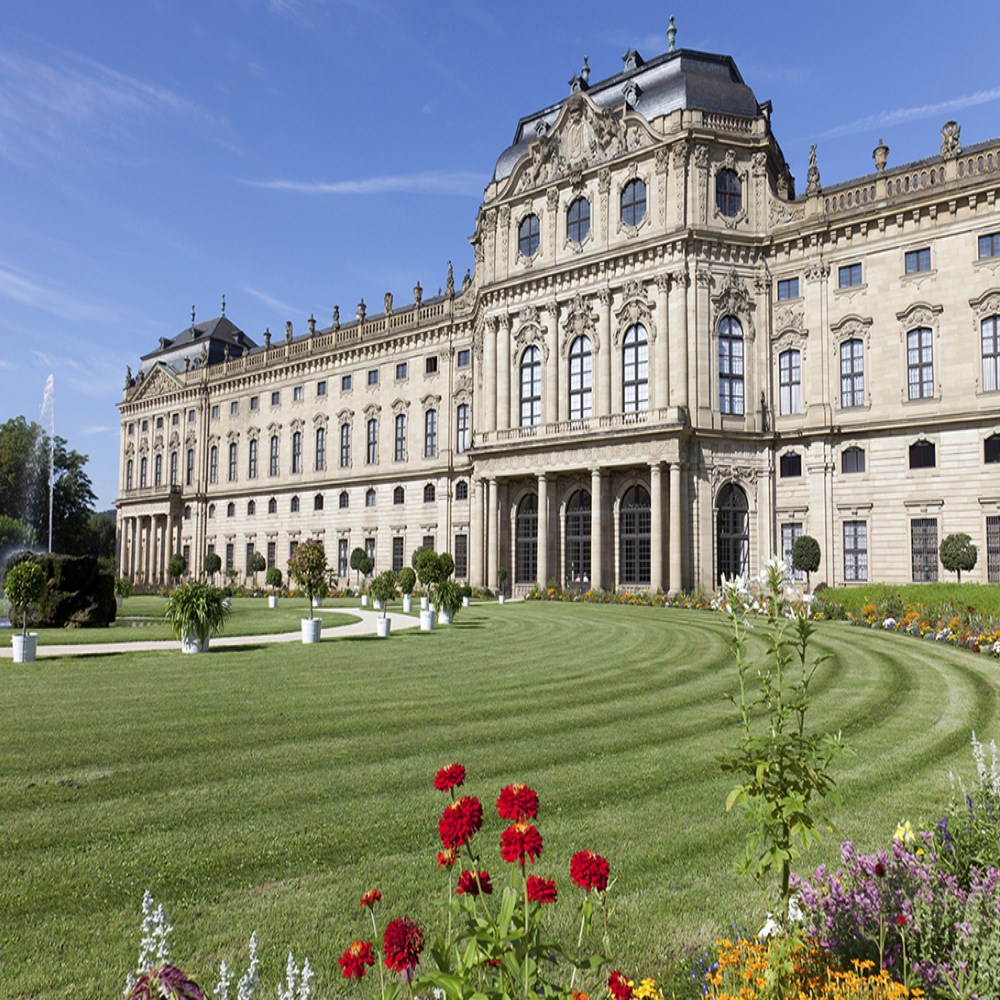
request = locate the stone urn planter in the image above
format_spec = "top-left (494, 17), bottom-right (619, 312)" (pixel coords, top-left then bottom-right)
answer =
top-left (498, 594), bottom-right (506, 605)
top-left (11, 633), bottom-right (38, 663)
top-left (402, 594), bottom-right (413, 613)
top-left (181, 633), bottom-right (210, 654)
top-left (301, 617), bottom-right (322, 643)
top-left (462, 595), bottom-right (470, 607)
top-left (376, 616), bottom-right (391, 638)
top-left (420, 595), bottom-right (429, 611)
top-left (268, 595), bottom-right (279, 609)
top-left (419, 609), bottom-right (436, 631)
top-left (373, 598), bottom-right (383, 611)
top-left (361, 594), bottom-right (369, 607)
top-left (439, 609), bottom-right (453, 625)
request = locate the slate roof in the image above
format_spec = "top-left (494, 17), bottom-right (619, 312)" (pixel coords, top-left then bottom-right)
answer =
top-left (139, 316), bottom-right (257, 373)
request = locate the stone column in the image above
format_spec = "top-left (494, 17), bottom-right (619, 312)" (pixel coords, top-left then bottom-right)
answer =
top-left (498, 314), bottom-right (511, 431)
top-left (655, 275), bottom-right (670, 413)
top-left (650, 463), bottom-right (663, 592)
top-left (544, 301), bottom-right (559, 426)
top-left (483, 317), bottom-right (497, 435)
top-left (438, 476), bottom-right (450, 554)
top-left (537, 474), bottom-right (549, 585)
top-left (488, 478), bottom-right (499, 590)
top-left (143, 517), bottom-right (152, 584)
top-left (596, 288), bottom-right (612, 418)
top-left (590, 468), bottom-right (604, 591)
top-left (471, 477), bottom-right (484, 587)
top-left (669, 267), bottom-right (689, 409)
top-left (128, 517), bottom-right (136, 580)
top-left (669, 462), bottom-right (683, 595)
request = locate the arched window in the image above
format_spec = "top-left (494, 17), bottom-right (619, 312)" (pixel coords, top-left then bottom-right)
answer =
top-left (718, 316), bottom-right (744, 415)
top-left (986, 434), bottom-right (1000, 464)
top-left (291, 495), bottom-right (300, 513)
top-left (520, 346), bottom-right (542, 427)
top-left (169, 451), bottom-right (178, 485)
top-left (314, 494), bottom-right (324, 511)
top-left (909, 439), bottom-right (936, 469)
top-left (340, 422), bottom-right (351, 467)
top-left (983, 315), bottom-right (1000, 392)
top-left (184, 504), bottom-right (191, 520)
top-left (716, 483), bottom-right (749, 583)
top-left (247, 500), bottom-right (256, 516)
top-left (208, 502), bottom-right (215, 518)
top-left (315, 426), bottom-right (326, 471)
top-left (423, 483), bottom-right (436, 503)
top-left (209, 445), bottom-right (218, 483)
top-left (228, 442), bottom-right (238, 481)
top-left (366, 418), bottom-right (378, 464)
top-left (716, 169), bottom-right (741, 216)
top-left (126, 459), bottom-right (133, 489)
top-left (456, 403), bottom-right (470, 453)
top-left (518, 214), bottom-right (540, 257)
top-left (565, 490), bottom-right (592, 584)
top-left (567, 197), bottom-right (590, 243)
top-left (269, 435), bottom-right (279, 476)
top-left (186, 448), bottom-right (194, 486)
top-left (424, 409), bottom-right (438, 458)
top-left (393, 485), bottom-right (405, 505)
top-left (394, 413), bottom-right (406, 461)
top-left (569, 336), bottom-right (593, 419)
top-left (267, 496), bottom-right (277, 514)
top-left (840, 339), bottom-right (864, 408)
top-left (248, 438), bottom-right (258, 479)
top-left (455, 480), bottom-right (468, 501)
top-left (366, 488), bottom-right (377, 507)
top-left (291, 431), bottom-right (302, 473)
top-left (620, 179), bottom-right (646, 226)
top-left (622, 325), bottom-right (648, 413)
top-left (339, 490), bottom-right (350, 509)
top-left (515, 493), bottom-right (538, 584)
top-left (154, 453), bottom-right (162, 486)
top-left (619, 485), bottom-right (650, 585)
top-left (778, 349), bottom-right (801, 415)
top-left (227, 502), bottom-right (235, 518)
top-left (140, 456), bottom-right (148, 488)
top-left (842, 446), bottom-right (866, 473)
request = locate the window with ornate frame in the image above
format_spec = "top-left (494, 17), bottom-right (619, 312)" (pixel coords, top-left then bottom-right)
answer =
top-left (340, 423), bottom-right (351, 467)
top-left (291, 431), bottom-right (302, 473)
top-left (248, 438), bottom-right (258, 479)
top-left (907, 327), bottom-right (934, 399)
top-left (228, 442), bottom-right (238, 481)
top-left (515, 493), bottom-right (538, 584)
top-left (424, 409), bottom-right (438, 458)
top-left (569, 336), bottom-right (593, 419)
top-left (456, 403), bottom-right (471, 453)
top-left (394, 413), bottom-right (407, 462)
top-left (718, 316), bottom-right (744, 415)
top-left (315, 426), bottom-right (326, 471)
top-left (844, 520), bottom-right (868, 582)
top-left (840, 339), bottom-right (865, 408)
top-left (715, 169), bottom-right (741, 217)
top-left (620, 179), bottom-right (646, 227)
top-left (520, 347), bottom-right (542, 427)
top-left (269, 435), bottom-right (279, 476)
top-left (518, 214), bottom-right (540, 257)
top-left (982, 315), bottom-right (1000, 392)
top-left (778, 348), bottom-right (801, 415)
top-left (619, 485), bottom-right (651, 585)
top-left (567, 197), bottom-right (590, 243)
top-left (366, 418), bottom-right (378, 464)
top-left (622, 325), bottom-right (648, 413)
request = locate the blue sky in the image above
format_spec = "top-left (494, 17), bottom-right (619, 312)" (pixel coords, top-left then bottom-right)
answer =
top-left (2, 0), bottom-right (999, 509)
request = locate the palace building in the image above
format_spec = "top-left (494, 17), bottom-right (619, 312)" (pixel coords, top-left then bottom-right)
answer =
top-left (116, 31), bottom-right (1000, 592)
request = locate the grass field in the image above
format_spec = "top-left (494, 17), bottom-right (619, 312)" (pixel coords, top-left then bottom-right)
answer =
top-left (819, 582), bottom-right (1000, 617)
top-left (2, 600), bottom-right (998, 998)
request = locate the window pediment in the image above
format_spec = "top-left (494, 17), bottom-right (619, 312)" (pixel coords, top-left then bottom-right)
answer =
top-left (711, 269), bottom-right (756, 340)
top-left (613, 280), bottom-right (656, 346)
top-left (970, 288), bottom-right (1000, 320)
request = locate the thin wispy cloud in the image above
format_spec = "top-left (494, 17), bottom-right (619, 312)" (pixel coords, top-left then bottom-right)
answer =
top-left (241, 286), bottom-right (302, 316)
top-left (82, 425), bottom-right (115, 434)
top-left (813, 85), bottom-right (1000, 141)
top-left (0, 263), bottom-right (115, 322)
top-left (244, 171), bottom-right (483, 197)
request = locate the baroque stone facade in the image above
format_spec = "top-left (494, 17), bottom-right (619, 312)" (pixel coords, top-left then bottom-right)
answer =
top-left (116, 42), bottom-right (1000, 591)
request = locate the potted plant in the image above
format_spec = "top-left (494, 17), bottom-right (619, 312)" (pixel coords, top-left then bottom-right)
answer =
top-left (265, 566), bottom-right (282, 608)
top-left (349, 546), bottom-right (367, 592)
top-left (287, 538), bottom-right (327, 643)
top-left (368, 569), bottom-right (397, 637)
top-left (435, 578), bottom-right (463, 625)
top-left (398, 566), bottom-right (416, 613)
top-left (113, 575), bottom-right (132, 611)
top-left (248, 550), bottom-right (266, 591)
top-left (497, 567), bottom-right (508, 604)
top-left (460, 583), bottom-right (472, 608)
top-left (5, 559), bottom-right (46, 663)
top-left (413, 548), bottom-right (443, 621)
top-left (163, 581), bottom-right (231, 654)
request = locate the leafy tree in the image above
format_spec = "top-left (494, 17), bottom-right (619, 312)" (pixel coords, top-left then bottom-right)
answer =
top-left (940, 533), bottom-right (977, 583)
top-left (397, 566), bottom-right (416, 595)
top-left (791, 535), bottom-right (821, 591)
top-left (85, 510), bottom-right (117, 570)
top-left (248, 550), bottom-right (267, 586)
top-left (349, 546), bottom-right (368, 587)
top-left (288, 538), bottom-right (327, 617)
top-left (203, 551), bottom-right (222, 583)
top-left (4, 559), bottom-right (46, 636)
top-left (0, 514), bottom-right (34, 556)
top-left (167, 554), bottom-right (187, 581)
top-left (265, 566), bottom-right (282, 592)
top-left (438, 551), bottom-right (455, 580)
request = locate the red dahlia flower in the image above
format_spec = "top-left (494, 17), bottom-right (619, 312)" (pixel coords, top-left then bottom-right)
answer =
top-left (338, 940), bottom-right (374, 979)
top-left (570, 850), bottom-right (610, 893)
top-left (434, 763), bottom-right (466, 792)
top-left (359, 888), bottom-right (381, 908)
top-left (456, 869), bottom-right (493, 895)
top-left (500, 822), bottom-right (543, 866)
top-left (437, 848), bottom-right (458, 868)
top-left (896, 913), bottom-right (907, 927)
top-left (873, 861), bottom-right (886, 878)
top-left (608, 970), bottom-right (634, 1000)
top-left (383, 916), bottom-right (424, 974)
top-left (497, 783), bottom-right (539, 821)
top-left (438, 795), bottom-right (483, 849)
top-left (526, 874), bottom-right (557, 903)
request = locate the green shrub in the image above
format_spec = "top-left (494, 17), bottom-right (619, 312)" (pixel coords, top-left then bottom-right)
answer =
top-left (4, 559), bottom-right (47, 636)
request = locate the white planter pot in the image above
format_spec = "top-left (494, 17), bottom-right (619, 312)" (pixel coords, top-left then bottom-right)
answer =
top-left (498, 594), bottom-right (506, 605)
top-left (420, 595), bottom-right (429, 611)
top-left (361, 594), bottom-right (369, 607)
top-left (181, 633), bottom-right (209, 654)
top-left (402, 595), bottom-right (413, 613)
top-left (301, 617), bottom-right (322, 643)
top-left (373, 598), bottom-right (383, 610)
top-left (376, 616), bottom-right (391, 638)
top-left (314, 597), bottom-right (323, 608)
top-left (462, 596), bottom-right (470, 607)
top-left (268, 594), bottom-right (279, 608)
top-left (439, 609), bottom-right (453, 625)
top-left (115, 596), bottom-right (124, 610)
top-left (222, 597), bottom-right (232, 609)
top-left (11, 633), bottom-right (37, 663)
top-left (419, 609), bottom-right (436, 631)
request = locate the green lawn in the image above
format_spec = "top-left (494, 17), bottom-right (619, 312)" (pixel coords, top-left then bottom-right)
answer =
top-left (819, 581), bottom-right (1000, 617)
top-left (0, 596), bottom-right (362, 647)
top-left (1, 601), bottom-right (998, 998)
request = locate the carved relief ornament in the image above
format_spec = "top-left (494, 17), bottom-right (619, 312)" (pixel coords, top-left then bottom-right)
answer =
top-left (969, 288), bottom-right (1000, 322)
top-left (830, 314), bottom-right (873, 350)
top-left (560, 294), bottom-right (600, 357)
top-left (512, 308), bottom-right (548, 364)
top-left (613, 280), bottom-right (657, 345)
top-left (711, 269), bottom-right (756, 338)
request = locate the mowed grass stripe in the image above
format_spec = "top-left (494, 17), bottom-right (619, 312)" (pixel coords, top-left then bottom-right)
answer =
top-left (1, 601), bottom-right (998, 998)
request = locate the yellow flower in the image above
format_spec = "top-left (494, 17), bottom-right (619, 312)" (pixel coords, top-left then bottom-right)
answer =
top-left (893, 819), bottom-right (916, 845)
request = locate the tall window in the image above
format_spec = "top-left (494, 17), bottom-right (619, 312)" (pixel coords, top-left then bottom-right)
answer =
top-left (778, 349), bottom-right (801, 415)
top-left (291, 431), bottom-right (302, 473)
top-left (518, 214), bottom-right (540, 257)
top-left (126, 459), bottom-right (133, 490)
top-left (394, 414), bottom-right (407, 461)
top-left (569, 336), bottom-right (593, 419)
top-left (619, 485), bottom-right (651, 585)
top-left (907, 327), bottom-right (934, 399)
top-left (247, 500), bottom-right (255, 516)
top-left (982, 315), bottom-right (1000, 392)
top-left (622, 325), bottom-right (649, 413)
top-left (267, 540), bottom-right (276, 570)
top-left (988, 515), bottom-right (1000, 583)
top-left (154, 453), bottom-right (162, 487)
top-left (986, 434), bottom-right (1000, 464)
top-left (209, 446), bottom-right (218, 483)
top-left (366, 418), bottom-right (378, 464)
top-left (393, 486), bottom-right (405, 505)
top-left (716, 169), bottom-right (741, 216)
top-left (844, 521), bottom-right (868, 582)
top-left (269, 435), bottom-right (279, 476)
top-left (225, 543), bottom-right (234, 573)
top-left (455, 480), bottom-right (468, 500)
top-left (268, 497), bottom-right (277, 514)
top-left (456, 403), bottom-right (471, 453)
top-left (228, 442), bottom-right (237, 481)
top-left (338, 539), bottom-right (348, 577)
top-left (781, 522), bottom-right (804, 581)
top-left (169, 451), bottom-right (178, 485)
top-left (840, 339), bottom-right (865, 408)
top-left (339, 491), bottom-right (349, 509)
top-left (911, 518), bottom-right (939, 582)
top-left (392, 536), bottom-right (405, 573)
top-left (620, 179), bottom-right (646, 226)
top-left (366, 488), bottom-right (376, 507)
top-left (515, 493), bottom-right (538, 584)
top-left (423, 483), bottom-right (436, 503)
top-left (520, 347), bottom-right (542, 427)
top-left (186, 448), bottom-right (194, 486)
top-left (454, 534), bottom-right (468, 579)
top-left (291, 496), bottom-right (300, 513)
top-left (340, 423), bottom-right (351, 467)
top-left (565, 490), bottom-right (591, 584)
top-left (424, 409), bottom-right (437, 458)
top-left (314, 494), bottom-right (324, 511)
top-left (567, 197), bottom-right (590, 243)
top-left (716, 483), bottom-right (749, 583)
top-left (718, 316), bottom-right (744, 415)
top-left (248, 439), bottom-right (258, 479)
top-left (315, 427), bottom-right (326, 471)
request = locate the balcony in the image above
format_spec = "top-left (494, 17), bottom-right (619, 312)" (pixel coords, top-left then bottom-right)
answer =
top-left (477, 407), bottom-right (686, 448)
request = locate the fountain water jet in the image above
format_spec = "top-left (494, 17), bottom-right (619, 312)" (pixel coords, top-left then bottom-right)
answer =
top-left (40, 375), bottom-right (55, 553)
